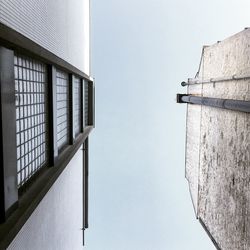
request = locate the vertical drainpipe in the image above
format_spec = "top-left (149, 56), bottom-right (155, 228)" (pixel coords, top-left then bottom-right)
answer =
top-left (85, 138), bottom-right (89, 229)
top-left (82, 137), bottom-right (89, 246)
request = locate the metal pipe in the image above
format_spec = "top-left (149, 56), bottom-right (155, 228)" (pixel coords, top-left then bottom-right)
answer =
top-left (177, 94), bottom-right (250, 113)
top-left (181, 74), bottom-right (250, 86)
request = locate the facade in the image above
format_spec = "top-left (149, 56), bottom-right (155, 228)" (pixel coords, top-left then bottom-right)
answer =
top-left (0, 1), bottom-right (94, 249)
top-left (178, 29), bottom-right (250, 250)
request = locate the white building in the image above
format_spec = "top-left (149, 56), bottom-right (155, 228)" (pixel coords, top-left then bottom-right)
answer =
top-left (178, 29), bottom-right (250, 250)
top-left (0, 1), bottom-right (94, 249)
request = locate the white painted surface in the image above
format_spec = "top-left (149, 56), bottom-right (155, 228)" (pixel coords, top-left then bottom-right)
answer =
top-left (7, 149), bottom-right (83, 250)
top-left (185, 102), bottom-right (201, 216)
top-left (186, 29), bottom-right (250, 250)
top-left (0, 0), bottom-right (90, 74)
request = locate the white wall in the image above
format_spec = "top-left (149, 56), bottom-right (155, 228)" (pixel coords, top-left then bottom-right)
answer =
top-left (187, 29), bottom-right (250, 250)
top-left (0, 0), bottom-right (90, 75)
top-left (7, 148), bottom-right (84, 250)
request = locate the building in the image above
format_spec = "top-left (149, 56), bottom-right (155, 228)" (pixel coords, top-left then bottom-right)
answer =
top-left (177, 29), bottom-right (250, 250)
top-left (0, 1), bottom-right (94, 249)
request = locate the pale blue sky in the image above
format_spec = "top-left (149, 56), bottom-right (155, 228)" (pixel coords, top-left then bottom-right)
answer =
top-left (86, 1), bottom-right (250, 249)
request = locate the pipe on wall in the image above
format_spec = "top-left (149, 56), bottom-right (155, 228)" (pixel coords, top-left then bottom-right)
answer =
top-left (177, 94), bottom-right (250, 113)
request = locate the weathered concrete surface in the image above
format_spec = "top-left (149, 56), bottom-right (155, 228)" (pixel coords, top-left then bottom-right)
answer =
top-left (185, 84), bottom-right (202, 215)
top-left (186, 29), bottom-right (250, 250)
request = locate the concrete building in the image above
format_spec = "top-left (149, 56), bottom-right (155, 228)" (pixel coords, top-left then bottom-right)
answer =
top-left (178, 29), bottom-right (250, 250)
top-left (0, 1), bottom-right (94, 249)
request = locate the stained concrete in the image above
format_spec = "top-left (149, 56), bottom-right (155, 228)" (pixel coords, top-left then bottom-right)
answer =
top-left (186, 29), bottom-right (250, 250)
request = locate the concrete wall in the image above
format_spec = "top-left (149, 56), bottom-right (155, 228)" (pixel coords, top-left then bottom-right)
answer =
top-left (186, 29), bottom-right (250, 250)
top-left (7, 148), bottom-right (84, 250)
top-left (0, 0), bottom-right (90, 75)
top-left (186, 83), bottom-right (202, 216)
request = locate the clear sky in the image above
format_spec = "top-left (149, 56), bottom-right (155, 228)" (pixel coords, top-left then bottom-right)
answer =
top-left (85, 1), bottom-right (250, 249)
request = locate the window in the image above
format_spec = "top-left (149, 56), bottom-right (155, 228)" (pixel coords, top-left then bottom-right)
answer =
top-left (14, 54), bottom-right (48, 188)
top-left (84, 79), bottom-right (95, 127)
top-left (56, 69), bottom-right (70, 151)
top-left (84, 80), bottom-right (89, 127)
top-left (14, 58), bottom-right (92, 188)
top-left (74, 76), bottom-right (82, 137)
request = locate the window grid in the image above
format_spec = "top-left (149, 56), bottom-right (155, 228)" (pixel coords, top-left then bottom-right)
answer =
top-left (74, 76), bottom-right (81, 136)
top-left (15, 54), bottom-right (48, 188)
top-left (84, 80), bottom-right (89, 126)
top-left (56, 69), bottom-right (70, 151)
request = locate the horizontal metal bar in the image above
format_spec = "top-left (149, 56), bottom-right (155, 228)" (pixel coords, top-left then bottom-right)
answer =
top-left (177, 94), bottom-right (250, 113)
top-left (181, 74), bottom-right (250, 86)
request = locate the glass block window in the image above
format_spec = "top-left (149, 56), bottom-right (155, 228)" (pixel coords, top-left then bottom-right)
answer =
top-left (84, 80), bottom-right (89, 126)
top-left (74, 76), bottom-right (82, 136)
top-left (14, 54), bottom-right (48, 188)
top-left (56, 69), bottom-right (70, 151)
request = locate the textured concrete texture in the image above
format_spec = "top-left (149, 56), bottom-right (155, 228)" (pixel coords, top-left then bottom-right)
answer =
top-left (186, 29), bottom-right (250, 250)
